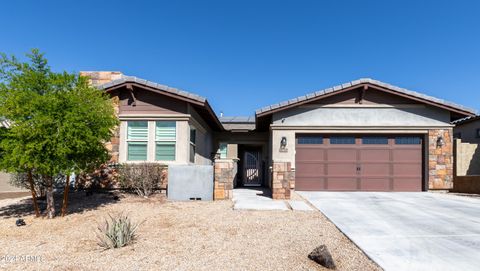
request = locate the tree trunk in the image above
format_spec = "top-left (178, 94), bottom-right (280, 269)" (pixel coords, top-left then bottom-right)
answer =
top-left (45, 176), bottom-right (55, 219)
top-left (27, 170), bottom-right (40, 217)
top-left (61, 175), bottom-right (70, 217)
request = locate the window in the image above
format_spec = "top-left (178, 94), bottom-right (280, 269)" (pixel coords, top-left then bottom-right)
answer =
top-left (127, 121), bottom-right (148, 161)
top-left (330, 136), bottom-right (355, 144)
top-left (155, 121), bottom-right (176, 161)
top-left (298, 136), bottom-right (323, 144)
top-left (362, 137), bottom-right (388, 144)
top-left (219, 143), bottom-right (227, 159)
top-left (189, 128), bottom-right (196, 163)
top-left (395, 136), bottom-right (421, 145)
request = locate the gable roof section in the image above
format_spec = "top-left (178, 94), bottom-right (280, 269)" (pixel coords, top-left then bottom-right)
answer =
top-left (256, 78), bottom-right (477, 118)
top-left (98, 76), bottom-right (224, 131)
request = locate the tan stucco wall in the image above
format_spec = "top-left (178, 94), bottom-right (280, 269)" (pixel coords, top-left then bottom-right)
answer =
top-left (0, 172), bottom-right (26, 192)
top-left (455, 139), bottom-right (480, 176)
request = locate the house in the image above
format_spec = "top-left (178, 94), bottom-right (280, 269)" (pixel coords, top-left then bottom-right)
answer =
top-left (81, 72), bottom-right (476, 200)
top-left (452, 115), bottom-right (480, 178)
top-left (453, 115), bottom-right (480, 144)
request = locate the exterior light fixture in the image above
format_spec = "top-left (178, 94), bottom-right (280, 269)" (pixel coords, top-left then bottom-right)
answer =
top-left (436, 136), bottom-right (445, 148)
top-left (280, 136), bottom-right (287, 149)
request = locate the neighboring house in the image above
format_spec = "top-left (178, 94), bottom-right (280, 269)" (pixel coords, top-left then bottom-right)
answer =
top-left (453, 115), bottom-right (480, 144)
top-left (81, 72), bottom-right (476, 200)
top-left (452, 116), bottom-right (480, 176)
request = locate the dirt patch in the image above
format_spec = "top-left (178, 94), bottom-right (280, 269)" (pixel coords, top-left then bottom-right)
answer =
top-left (0, 192), bottom-right (380, 271)
top-left (0, 192), bottom-right (30, 201)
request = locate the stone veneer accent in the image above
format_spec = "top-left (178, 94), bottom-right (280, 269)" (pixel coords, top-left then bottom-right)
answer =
top-left (272, 162), bottom-right (295, 199)
top-left (81, 71), bottom-right (122, 163)
top-left (428, 128), bottom-right (453, 190)
top-left (213, 159), bottom-right (237, 200)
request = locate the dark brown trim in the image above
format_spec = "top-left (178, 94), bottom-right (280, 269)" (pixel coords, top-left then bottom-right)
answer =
top-left (105, 82), bottom-right (204, 106)
top-left (257, 83), bottom-right (475, 118)
top-left (104, 82), bottom-right (224, 131)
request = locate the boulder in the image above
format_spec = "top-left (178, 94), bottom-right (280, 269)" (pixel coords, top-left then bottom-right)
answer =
top-left (308, 245), bottom-right (336, 269)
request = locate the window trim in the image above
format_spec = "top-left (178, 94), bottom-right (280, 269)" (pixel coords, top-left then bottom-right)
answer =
top-left (189, 127), bottom-right (196, 163)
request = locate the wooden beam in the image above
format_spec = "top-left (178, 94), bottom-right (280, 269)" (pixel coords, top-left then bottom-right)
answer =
top-left (359, 85), bottom-right (367, 104)
top-left (126, 84), bottom-right (137, 106)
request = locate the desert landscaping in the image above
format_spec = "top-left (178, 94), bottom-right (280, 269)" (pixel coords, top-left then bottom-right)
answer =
top-left (0, 192), bottom-right (380, 271)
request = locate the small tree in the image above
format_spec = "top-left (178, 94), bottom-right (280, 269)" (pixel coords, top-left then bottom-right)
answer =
top-left (0, 49), bottom-right (118, 218)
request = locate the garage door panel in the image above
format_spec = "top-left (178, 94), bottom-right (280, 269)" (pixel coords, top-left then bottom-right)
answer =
top-left (360, 178), bottom-right (390, 191)
top-left (296, 163), bottom-right (325, 176)
top-left (295, 178), bottom-right (326, 190)
top-left (296, 148), bottom-right (326, 161)
top-left (359, 149), bottom-right (390, 161)
top-left (393, 164), bottom-right (422, 177)
top-left (327, 163), bottom-right (357, 176)
top-left (327, 178), bottom-right (357, 190)
top-left (392, 149), bottom-right (422, 162)
top-left (393, 178), bottom-right (422, 191)
top-left (361, 163), bottom-right (390, 176)
top-left (327, 149), bottom-right (357, 162)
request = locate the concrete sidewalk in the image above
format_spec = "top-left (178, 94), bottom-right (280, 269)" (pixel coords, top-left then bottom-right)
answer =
top-left (233, 188), bottom-right (313, 211)
top-left (299, 192), bottom-right (480, 271)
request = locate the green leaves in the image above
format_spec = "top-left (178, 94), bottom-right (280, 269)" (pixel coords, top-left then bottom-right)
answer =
top-left (0, 49), bottom-right (118, 176)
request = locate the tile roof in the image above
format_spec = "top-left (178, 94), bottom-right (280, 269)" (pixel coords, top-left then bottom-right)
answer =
top-left (219, 116), bottom-right (256, 123)
top-left (451, 115), bottom-right (480, 125)
top-left (97, 75), bottom-right (206, 103)
top-left (256, 78), bottom-right (477, 115)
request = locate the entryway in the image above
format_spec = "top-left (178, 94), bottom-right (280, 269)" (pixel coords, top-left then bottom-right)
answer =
top-left (237, 145), bottom-right (265, 187)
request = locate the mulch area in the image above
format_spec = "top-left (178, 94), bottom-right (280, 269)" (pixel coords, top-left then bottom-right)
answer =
top-left (0, 191), bottom-right (380, 271)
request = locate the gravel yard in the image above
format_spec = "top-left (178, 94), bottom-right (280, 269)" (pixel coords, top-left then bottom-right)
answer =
top-left (0, 192), bottom-right (380, 271)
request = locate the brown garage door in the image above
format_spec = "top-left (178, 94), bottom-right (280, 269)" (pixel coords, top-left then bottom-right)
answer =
top-left (295, 135), bottom-right (423, 191)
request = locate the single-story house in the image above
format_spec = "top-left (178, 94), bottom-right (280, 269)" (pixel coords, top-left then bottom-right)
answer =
top-left (81, 72), bottom-right (476, 200)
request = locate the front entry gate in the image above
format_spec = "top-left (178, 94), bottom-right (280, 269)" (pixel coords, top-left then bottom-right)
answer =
top-left (243, 150), bottom-right (262, 186)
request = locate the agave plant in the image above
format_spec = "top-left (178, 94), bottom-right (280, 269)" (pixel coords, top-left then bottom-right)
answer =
top-left (96, 213), bottom-right (141, 249)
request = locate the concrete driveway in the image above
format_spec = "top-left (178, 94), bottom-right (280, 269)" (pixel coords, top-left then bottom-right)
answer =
top-left (298, 192), bottom-right (480, 271)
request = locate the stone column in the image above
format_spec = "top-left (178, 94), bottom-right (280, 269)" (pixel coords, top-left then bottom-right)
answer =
top-left (80, 71), bottom-right (123, 164)
top-left (272, 161), bottom-right (295, 199)
top-left (213, 159), bottom-right (238, 200)
top-left (428, 129), bottom-right (453, 190)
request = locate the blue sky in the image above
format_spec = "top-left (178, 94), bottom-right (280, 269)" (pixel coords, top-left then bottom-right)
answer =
top-left (1, 0), bottom-right (479, 116)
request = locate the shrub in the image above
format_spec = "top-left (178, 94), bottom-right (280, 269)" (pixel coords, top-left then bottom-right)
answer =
top-left (75, 164), bottom-right (118, 191)
top-left (117, 163), bottom-right (167, 197)
top-left (10, 172), bottom-right (64, 198)
top-left (96, 213), bottom-right (141, 249)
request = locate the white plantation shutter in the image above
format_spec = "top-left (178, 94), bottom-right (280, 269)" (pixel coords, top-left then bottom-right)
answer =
top-left (155, 121), bottom-right (176, 161)
top-left (155, 121), bottom-right (176, 141)
top-left (127, 121), bottom-right (148, 140)
top-left (127, 121), bottom-right (149, 161)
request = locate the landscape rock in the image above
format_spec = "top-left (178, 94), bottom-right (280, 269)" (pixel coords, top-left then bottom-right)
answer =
top-left (308, 245), bottom-right (336, 269)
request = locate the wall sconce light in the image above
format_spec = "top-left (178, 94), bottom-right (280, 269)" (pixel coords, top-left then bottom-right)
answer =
top-left (436, 136), bottom-right (445, 148)
top-left (280, 136), bottom-right (287, 149)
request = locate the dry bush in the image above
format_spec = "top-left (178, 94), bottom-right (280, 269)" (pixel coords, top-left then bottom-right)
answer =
top-left (117, 163), bottom-right (167, 197)
top-left (75, 164), bottom-right (118, 190)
